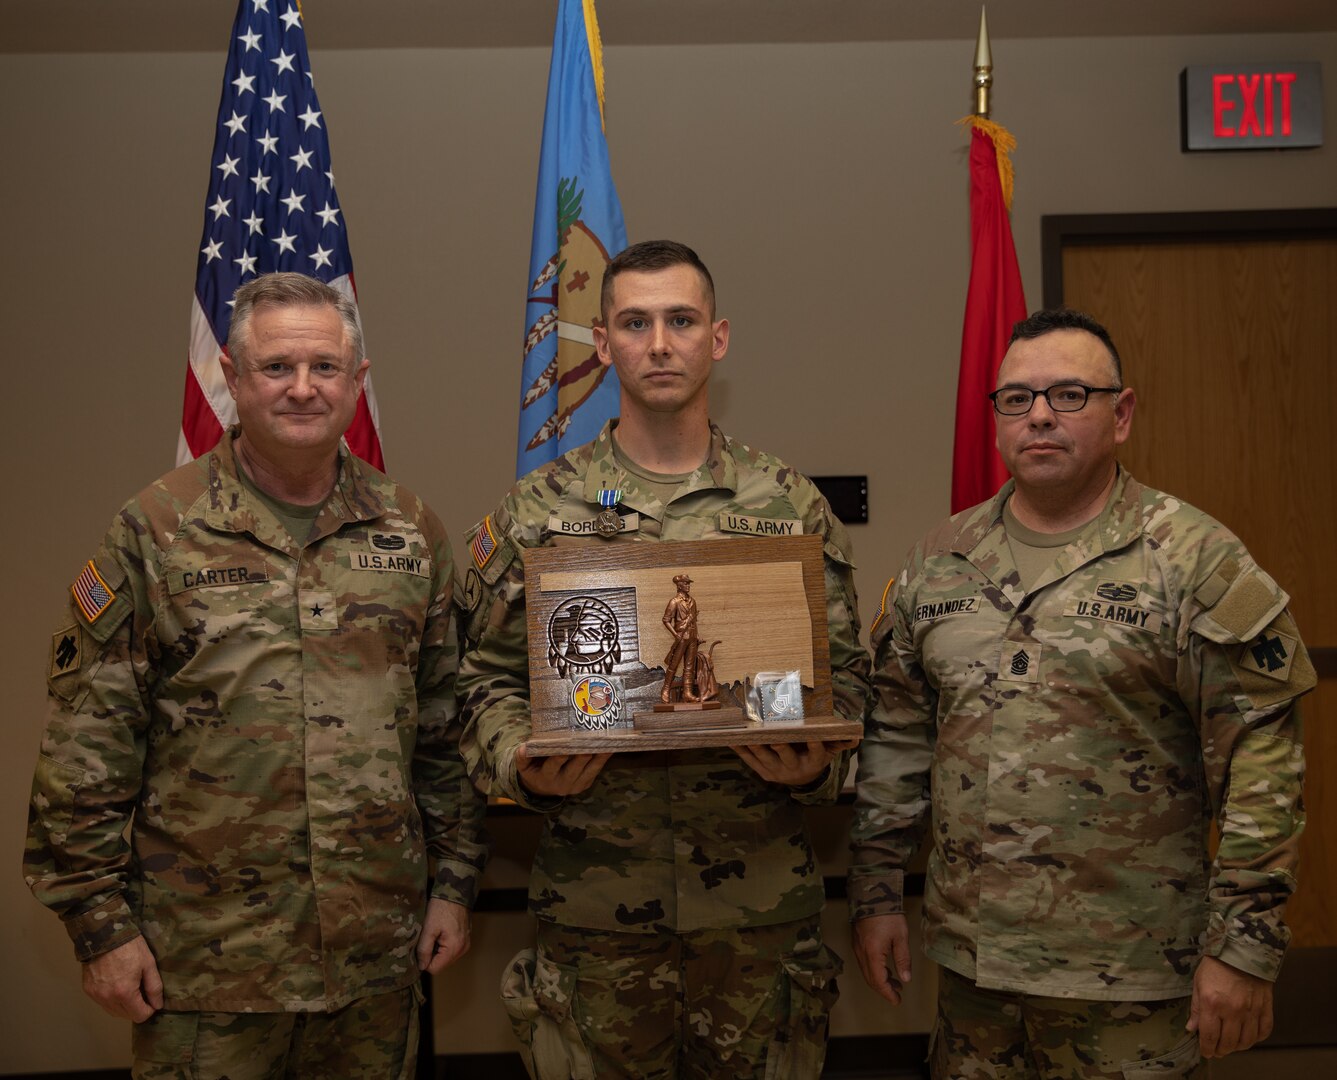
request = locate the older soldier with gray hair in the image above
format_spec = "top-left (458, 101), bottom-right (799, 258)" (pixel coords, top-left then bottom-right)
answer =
top-left (851, 308), bottom-right (1314, 1078)
top-left (26, 272), bottom-right (487, 1078)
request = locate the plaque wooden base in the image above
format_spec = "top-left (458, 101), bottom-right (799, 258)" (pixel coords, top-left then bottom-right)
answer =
top-left (651, 700), bottom-right (722, 712)
top-left (635, 706), bottom-right (747, 732)
top-left (524, 714), bottom-right (863, 756)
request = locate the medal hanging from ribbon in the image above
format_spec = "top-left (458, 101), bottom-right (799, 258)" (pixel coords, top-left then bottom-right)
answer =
top-left (595, 488), bottom-right (623, 537)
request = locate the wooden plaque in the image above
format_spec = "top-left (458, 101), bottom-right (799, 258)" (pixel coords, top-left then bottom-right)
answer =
top-left (522, 535), bottom-right (863, 755)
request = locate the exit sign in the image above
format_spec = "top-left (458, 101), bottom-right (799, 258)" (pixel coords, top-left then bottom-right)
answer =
top-left (1181, 62), bottom-right (1322, 150)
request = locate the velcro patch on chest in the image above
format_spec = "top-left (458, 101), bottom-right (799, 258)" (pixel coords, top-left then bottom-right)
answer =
top-left (717, 513), bottom-right (803, 536)
top-left (914, 596), bottom-right (981, 625)
top-left (368, 531), bottom-right (411, 553)
top-left (1063, 599), bottom-right (1163, 634)
top-left (299, 589), bottom-right (339, 631)
top-left (169, 564), bottom-right (271, 593)
top-left (997, 643), bottom-right (1041, 682)
top-left (547, 510), bottom-right (640, 537)
top-left (348, 552), bottom-right (431, 577)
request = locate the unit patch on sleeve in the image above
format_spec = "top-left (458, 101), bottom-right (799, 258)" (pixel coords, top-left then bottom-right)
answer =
top-left (50, 626), bottom-right (81, 679)
top-left (71, 561), bottom-right (116, 623)
top-left (471, 516), bottom-right (498, 569)
top-left (1239, 627), bottom-right (1298, 682)
top-left (463, 567), bottom-right (483, 612)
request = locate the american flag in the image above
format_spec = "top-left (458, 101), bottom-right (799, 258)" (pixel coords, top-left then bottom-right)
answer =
top-left (179, 0), bottom-right (383, 468)
top-left (72, 562), bottom-right (115, 623)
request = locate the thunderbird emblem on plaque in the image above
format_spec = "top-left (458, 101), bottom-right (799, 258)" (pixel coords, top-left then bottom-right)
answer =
top-left (546, 595), bottom-right (623, 677)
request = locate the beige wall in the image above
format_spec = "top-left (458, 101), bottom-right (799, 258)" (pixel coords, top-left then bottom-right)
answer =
top-left (3, 30), bottom-right (1335, 1073)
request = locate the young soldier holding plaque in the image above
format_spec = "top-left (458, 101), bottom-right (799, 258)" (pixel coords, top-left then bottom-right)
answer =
top-left (459, 241), bottom-right (871, 1078)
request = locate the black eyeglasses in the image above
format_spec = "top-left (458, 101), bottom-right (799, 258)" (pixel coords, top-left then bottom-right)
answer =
top-left (988, 383), bottom-right (1122, 416)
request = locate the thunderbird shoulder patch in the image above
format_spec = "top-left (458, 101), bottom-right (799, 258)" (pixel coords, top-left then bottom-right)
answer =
top-left (471, 516), bottom-right (498, 569)
top-left (71, 561), bottom-right (116, 623)
top-left (50, 626), bottom-right (81, 679)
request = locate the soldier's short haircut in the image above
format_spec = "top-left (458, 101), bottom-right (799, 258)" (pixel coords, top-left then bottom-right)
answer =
top-left (1008, 308), bottom-right (1123, 384)
top-left (227, 272), bottom-right (363, 369)
top-left (599, 240), bottom-right (716, 319)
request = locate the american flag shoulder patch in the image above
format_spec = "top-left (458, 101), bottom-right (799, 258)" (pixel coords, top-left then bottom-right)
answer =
top-left (72, 560), bottom-right (116, 623)
top-left (471, 516), bottom-right (498, 570)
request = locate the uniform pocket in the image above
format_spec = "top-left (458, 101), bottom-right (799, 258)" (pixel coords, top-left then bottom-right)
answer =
top-left (130, 1009), bottom-right (201, 1066)
top-left (1120, 1033), bottom-right (1203, 1078)
top-left (499, 947), bottom-right (595, 1080)
top-left (764, 942), bottom-right (843, 1080)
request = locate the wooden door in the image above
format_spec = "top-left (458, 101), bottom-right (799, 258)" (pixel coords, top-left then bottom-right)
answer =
top-left (1051, 218), bottom-right (1336, 949)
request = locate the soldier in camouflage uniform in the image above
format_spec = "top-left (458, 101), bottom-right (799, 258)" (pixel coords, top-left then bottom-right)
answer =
top-left (850, 309), bottom-right (1314, 1078)
top-left (25, 273), bottom-right (488, 1079)
top-left (459, 240), bottom-right (870, 1078)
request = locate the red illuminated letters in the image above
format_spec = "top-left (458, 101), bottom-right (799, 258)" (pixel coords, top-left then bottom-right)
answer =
top-left (1213, 71), bottom-right (1298, 139)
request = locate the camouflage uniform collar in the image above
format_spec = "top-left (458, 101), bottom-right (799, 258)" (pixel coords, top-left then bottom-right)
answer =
top-left (950, 468), bottom-right (1143, 556)
top-left (580, 421), bottom-right (736, 516)
top-left (205, 427), bottom-right (387, 551)
top-left (949, 468), bottom-right (1146, 600)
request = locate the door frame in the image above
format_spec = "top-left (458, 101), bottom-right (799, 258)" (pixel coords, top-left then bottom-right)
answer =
top-left (1039, 205), bottom-right (1337, 677)
top-left (1040, 207), bottom-right (1337, 309)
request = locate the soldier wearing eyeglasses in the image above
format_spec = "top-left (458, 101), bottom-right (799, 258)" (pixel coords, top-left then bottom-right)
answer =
top-left (850, 308), bottom-right (1314, 1078)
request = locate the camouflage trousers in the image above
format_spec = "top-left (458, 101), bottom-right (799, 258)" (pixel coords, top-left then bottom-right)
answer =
top-left (130, 985), bottom-right (420, 1080)
top-left (932, 967), bottom-right (1204, 1079)
top-left (501, 916), bottom-right (840, 1079)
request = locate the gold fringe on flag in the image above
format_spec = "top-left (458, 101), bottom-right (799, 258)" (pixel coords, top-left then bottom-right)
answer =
top-left (583, 0), bottom-right (608, 132)
top-left (956, 115), bottom-right (1018, 213)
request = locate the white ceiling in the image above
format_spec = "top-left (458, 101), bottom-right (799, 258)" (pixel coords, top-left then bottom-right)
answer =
top-left (6, 0), bottom-right (1337, 53)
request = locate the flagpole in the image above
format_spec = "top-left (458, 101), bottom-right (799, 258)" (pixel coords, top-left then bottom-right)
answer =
top-left (950, 4), bottom-right (1027, 514)
top-left (973, 6), bottom-right (992, 119)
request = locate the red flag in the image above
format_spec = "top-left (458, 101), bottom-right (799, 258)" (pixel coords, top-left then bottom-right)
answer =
top-left (179, 1), bottom-right (384, 471)
top-left (951, 118), bottom-right (1026, 514)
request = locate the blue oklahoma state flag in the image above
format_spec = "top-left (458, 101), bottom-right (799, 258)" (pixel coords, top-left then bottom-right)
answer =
top-left (516, 0), bottom-right (629, 478)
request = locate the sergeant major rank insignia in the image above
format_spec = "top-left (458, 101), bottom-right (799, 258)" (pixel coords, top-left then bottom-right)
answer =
top-left (998, 643), bottom-right (1041, 682)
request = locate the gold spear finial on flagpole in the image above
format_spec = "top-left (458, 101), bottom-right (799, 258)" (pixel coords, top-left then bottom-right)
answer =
top-left (973, 6), bottom-right (993, 118)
